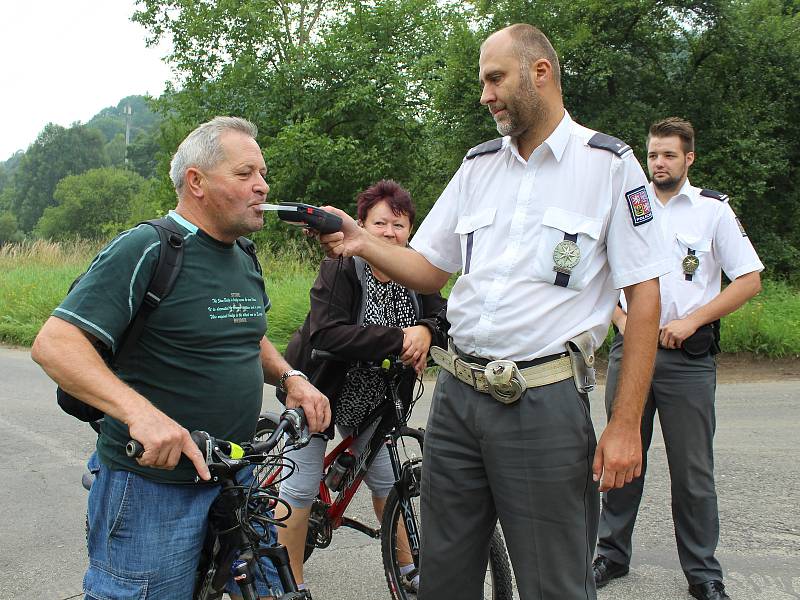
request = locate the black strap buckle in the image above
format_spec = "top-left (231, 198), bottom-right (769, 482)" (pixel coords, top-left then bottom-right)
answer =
top-left (143, 290), bottom-right (162, 309)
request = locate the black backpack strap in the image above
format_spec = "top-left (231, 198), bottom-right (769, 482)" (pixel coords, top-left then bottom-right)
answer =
top-left (236, 236), bottom-right (263, 275)
top-left (113, 218), bottom-right (185, 366)
top-left (236, 236), bottom-right (270, 311)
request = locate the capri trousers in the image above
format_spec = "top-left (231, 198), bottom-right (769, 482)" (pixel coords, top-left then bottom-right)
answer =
top-left (279, 420), bottom-right (395, 508)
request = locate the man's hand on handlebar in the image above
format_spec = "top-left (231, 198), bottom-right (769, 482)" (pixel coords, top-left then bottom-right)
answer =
top-left (283, 376), bottom-right (331, 433)
top-left (126, 403), bottom-right (211, 481)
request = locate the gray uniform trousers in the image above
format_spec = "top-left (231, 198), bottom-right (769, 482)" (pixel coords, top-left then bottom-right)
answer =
top-left (596, 333), bottom-right (722, 584)
top-left (417, 369), bottom-right (599, 600)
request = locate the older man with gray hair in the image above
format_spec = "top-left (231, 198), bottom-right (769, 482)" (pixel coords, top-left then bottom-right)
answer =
top-left (32, 116), bottom-right (330, 599)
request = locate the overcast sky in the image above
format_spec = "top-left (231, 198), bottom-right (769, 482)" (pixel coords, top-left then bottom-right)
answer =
top-left (0, 0), bottom-right (174, 161)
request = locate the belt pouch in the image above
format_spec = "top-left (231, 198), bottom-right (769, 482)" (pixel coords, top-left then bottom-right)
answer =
top-left (681, 323), bottom-right (716, 357)
top-left (566, 331), bottom-right (596, 393)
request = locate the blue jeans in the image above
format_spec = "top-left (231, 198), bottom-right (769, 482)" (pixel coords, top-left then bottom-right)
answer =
top-left (84, 453), bottom-right (281, 599)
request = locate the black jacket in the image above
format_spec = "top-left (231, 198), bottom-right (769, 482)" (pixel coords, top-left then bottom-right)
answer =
top-left (281, 257), bottom-right (447, 434)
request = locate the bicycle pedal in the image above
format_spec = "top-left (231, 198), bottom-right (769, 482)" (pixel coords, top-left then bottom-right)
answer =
top-left (340, 517), bottom-right (380, 538)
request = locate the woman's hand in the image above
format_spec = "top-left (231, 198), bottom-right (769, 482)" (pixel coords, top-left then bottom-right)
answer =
top-left (400, 325), bottom-right (433, 373)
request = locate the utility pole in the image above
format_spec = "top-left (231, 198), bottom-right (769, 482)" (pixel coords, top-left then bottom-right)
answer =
top-left (124, 103), bottom-right (133, 167)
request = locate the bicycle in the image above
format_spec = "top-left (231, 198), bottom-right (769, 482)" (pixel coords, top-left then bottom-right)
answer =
top-left (255, 353), bottom-right (514, 600)
top-left (125, 407), bottom-right (313, 600)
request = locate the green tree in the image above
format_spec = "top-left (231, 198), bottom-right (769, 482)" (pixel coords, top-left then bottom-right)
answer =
top-left (134, 0), bottom-right (459, 246)
top-left (9, 124), bottom-right (108, 231)
top-left (0, 211), bottom-right (22, 245)
top-left (106, 133), bottom-right (128, 167)
top-left (677, 0), bottom-right (800, 278)
top-left (86, 95), bottom-right (160, 142)
top-left (125, 177), bottom-right (172, 227)
top-left (132, 0), bottom-right (800, 281)
top-left (126, 129), bottom-right (163, 178)
top-left (0, 151), bottom-right (24, 194)
top-left (34, 167), bottom-right (145, 240)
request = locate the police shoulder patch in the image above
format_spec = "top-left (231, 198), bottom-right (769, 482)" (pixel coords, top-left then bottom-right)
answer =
top-left (587, 132), bottom-right (631, 158)
top-left (700, 188), bottom-right (729, 202)
top-left (625, 186), bottom-right (654, 226)
top-left (465, 138), bottom-right (504, 160)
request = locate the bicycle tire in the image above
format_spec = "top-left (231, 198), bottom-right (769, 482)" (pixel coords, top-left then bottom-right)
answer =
top-left (380, 463), bottom-right (514, 600)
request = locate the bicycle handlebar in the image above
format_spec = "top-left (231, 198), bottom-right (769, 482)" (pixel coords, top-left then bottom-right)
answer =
top-left (125, 408), bottom-right (307, 469)
top-left (310, 349), bottom-right (410, 373)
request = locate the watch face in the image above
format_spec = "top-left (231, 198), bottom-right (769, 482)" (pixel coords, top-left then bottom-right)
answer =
top-left (682, 254), bottom-right (700, 275)
top-left (553, 240), bottom-right (581, 274)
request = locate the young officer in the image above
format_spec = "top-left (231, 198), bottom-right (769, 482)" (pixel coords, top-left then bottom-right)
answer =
top-left (318, 24), bottom-right (670, 600)
top-left (593, 117), bottom-right (763, 600)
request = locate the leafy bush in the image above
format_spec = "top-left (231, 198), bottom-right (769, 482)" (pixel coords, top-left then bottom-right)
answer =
top-left (35, 168), bottom-right (146, 240)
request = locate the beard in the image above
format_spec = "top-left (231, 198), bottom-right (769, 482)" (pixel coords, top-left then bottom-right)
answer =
top-left (492, 68), bottom-right (547, 138)
top-left (652, 172), bottom-right (685, 192)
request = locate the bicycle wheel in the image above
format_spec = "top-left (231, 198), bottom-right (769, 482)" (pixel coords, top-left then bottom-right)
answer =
top-left (380, 463), bottom-right (514, 599)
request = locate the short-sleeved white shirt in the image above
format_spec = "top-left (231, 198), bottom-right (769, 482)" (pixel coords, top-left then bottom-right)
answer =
top-left (410, 111), bottom-right (671, 360)
top-left (620, 179), bottom-right (764, 326)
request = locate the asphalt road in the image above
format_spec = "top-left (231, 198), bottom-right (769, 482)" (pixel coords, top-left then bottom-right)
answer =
top-left (1, 345), bottom-right (798, 600)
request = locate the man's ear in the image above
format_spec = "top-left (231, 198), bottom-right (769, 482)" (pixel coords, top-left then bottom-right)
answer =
top-left (533, 58), bottom-right (553, 86)
top-left (685, 151), bottom-right (695, 169)
top-left (185, 167), bottom-right (204, 198)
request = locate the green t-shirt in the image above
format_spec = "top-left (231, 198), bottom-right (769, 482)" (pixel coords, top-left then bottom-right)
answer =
top-left (55, 212), bottom-right (270, 483)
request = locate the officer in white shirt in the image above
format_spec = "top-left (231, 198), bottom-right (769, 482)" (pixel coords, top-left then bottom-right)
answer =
top-left (593, 118), bottom-right (763, 600)
top-left (319, 24), bottom-right (670, 600)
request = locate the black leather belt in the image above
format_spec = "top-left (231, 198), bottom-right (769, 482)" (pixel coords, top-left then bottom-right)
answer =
top-left (454, 346), bottom-right (569, 369)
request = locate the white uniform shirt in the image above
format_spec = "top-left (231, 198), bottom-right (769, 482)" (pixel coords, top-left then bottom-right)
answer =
top-left (410, 111), bottom-right (671, 360)
top-left (620, 179), bottom-right (764, 327)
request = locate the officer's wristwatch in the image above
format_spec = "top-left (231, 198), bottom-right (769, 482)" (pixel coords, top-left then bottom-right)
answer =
top-left (278, 369), bottom-right (308, 393)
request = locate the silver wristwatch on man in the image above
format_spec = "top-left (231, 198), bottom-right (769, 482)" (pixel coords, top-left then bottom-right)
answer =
top-left (278, 369), bottom-right (308, 393)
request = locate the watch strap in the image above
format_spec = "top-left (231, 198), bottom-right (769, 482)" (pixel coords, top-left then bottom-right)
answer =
top-left (278, 369), bottom-right (308, 393)
top-left (685, 248), bottom-right (696, 281)
top-left (554, 232), bottom-right (578, 288)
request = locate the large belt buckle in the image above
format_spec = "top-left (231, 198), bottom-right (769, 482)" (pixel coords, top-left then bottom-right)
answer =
top-left (484, 360), bottom-right (526, 404)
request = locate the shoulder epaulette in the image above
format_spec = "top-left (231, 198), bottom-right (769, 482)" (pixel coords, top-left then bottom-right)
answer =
top-left (700, 188), bottom-right (729, 202)
top-left (465, 138), bottom-right (504, 160)
top-left (587, 132), bottom-right (631, 158)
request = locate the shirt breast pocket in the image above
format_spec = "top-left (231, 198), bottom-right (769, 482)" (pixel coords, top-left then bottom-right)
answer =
top-left (532, 207), bottom-right (604, 291)
top-left (675, 233), bottom-right (712, 282)
top-left (454, 208), bottom-right (496, 275)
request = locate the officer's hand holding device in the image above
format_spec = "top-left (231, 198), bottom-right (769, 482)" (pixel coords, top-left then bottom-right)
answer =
top-left (258, 202), bottom-right (343, 234)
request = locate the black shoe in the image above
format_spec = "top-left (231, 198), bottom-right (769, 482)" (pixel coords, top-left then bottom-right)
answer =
top-left (689, 580), bottom-right (731, 600)
top-left (592, 555), bottom-right (629, 589)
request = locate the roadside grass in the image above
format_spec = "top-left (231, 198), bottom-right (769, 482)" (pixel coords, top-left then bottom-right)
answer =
top-left (260, 241), bottom-right (319, 353)
top-left (721, 279), bottom-right (800, 357)
top-left (0, 237), bottom-right (321, 350)
top-left (0, 240), bottom-right (103, 346)
top-left (1, 239), bottom-right (798, 357)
